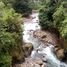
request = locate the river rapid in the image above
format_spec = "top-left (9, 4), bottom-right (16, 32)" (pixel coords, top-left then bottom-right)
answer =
top-left (22, 12), bottom-right (67, 67)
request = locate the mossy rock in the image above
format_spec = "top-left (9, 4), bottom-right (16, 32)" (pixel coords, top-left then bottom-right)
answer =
top-left (23, 43), bottom-right (33, 57)
top-left (11, 47), bottom-right (25, 64)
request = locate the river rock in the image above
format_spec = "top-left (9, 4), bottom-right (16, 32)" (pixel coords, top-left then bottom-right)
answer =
top-left (13, 57), bottom-right (47, 67)
top-left (13, 64), bottom-right (22, 67)
top-left (33, 30), bottom-right (61, 46)
top-left (56, 49), bottom-right (65, 60)
top-left (23, 43), bottom-right (33, 57)
top-left (34, 64), bottom-right (40, 67)
top-left (41, 63), bottom-right (46, 67)
top-left (34, 58), bottom-right (43, 65)
top-left (12, 48), bottom-right (25, 65)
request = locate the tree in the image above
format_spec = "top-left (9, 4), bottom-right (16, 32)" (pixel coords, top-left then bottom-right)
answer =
top-left (53, 1), bottom-right (67, 50)
top-left (0, 0), bottom-right (32, 16)
top-left (39, 0), bottom-right (56, 30)
top-left (12, 0), bottom-right (32, 16)
top-left (0, 2), bottom-right (25, 67)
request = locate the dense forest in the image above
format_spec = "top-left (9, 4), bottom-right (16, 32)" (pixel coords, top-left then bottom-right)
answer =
top-left (0, 0), bottom-right (67, 67)
top-left (39, 0), bottom-right (67, 51)
top-left (0, 0), bottom-right (30, 66)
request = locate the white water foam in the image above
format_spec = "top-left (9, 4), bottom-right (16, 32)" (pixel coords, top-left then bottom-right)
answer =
top-left (22, 13), bottom-right (40, 43)
top-left (31, 45), bottom-right (67, 67)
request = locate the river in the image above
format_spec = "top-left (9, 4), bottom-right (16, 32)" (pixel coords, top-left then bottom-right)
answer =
top-left (22, 12), bottom-right (67, 67)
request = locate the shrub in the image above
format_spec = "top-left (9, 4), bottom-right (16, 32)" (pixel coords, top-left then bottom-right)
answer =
top-left (0, 2), bottom-right (24, 67)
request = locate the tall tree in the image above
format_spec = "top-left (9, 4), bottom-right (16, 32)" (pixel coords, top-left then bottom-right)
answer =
top-left (13, 0), bottom-right (32, 16)
top-left (0, 2), bottom-right (25, 67)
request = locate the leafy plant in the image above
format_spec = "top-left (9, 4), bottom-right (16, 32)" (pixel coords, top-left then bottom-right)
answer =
top-left (0, 2), bottom-right (24, 67)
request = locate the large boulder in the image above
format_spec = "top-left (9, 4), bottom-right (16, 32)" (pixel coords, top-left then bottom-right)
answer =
top-left (23, 43), bottom-right (33, 57)
top-left (33, 30), bottom-right (61, 46)
top-left (34, 58), bottom-right (43, 65)
top-left (55, 48), bottom-right (65, 60)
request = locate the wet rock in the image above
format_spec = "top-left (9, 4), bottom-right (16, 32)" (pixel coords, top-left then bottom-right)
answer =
top-left (23, 43), bottom-right (33, 57)
top-left (41, 63), bottom-right (46, 67)
top-left (13, 64), bottom-right (22, 67)
top-left (34, 58), bottom-right (43, 65)
top-left (12, 48), bottom-right (25, 65)
top-left (55, 47), bottom-right (60, 51)
top-left (34, 64), bottom-right (40, 67)
top-left (56, 49), bottom-right (65, 60)
top-left (13, 57), bottom-right (47, 67)
top-left (33, 30), bottom-right (60, 46)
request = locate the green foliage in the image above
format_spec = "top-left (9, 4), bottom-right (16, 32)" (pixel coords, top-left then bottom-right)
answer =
top-left (29, 1), bottom-right (43, 10)
top-left (53, 1), bottom-right (67, 39)
top-left (12, 0), bottom-right (32, 16)
top-left (29, 2), bottom-right (41, 10)
top-left (39, 0), bottom-right (67, 50)
top-left (39, 0), bottom-right (67, 38)
top-left (53, 1), bottom-right (67, 50)
top-left (0, 0), bottom-right (32, 16)
top-left (39, 0), bottom-right (56, 30)
top-left (0, 52), bottom-right (12, 67)
top-left (0, 2), bottom-right (24, 67)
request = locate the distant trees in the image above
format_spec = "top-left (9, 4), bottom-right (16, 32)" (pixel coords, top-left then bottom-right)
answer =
top-left (12, 0), bottom-right (32, 16)
top-left (0, 0), bottom-right (32, 17)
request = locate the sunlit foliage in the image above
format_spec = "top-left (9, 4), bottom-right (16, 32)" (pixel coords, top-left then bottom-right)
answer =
top-left (0, 2), bottom-right (24, 67)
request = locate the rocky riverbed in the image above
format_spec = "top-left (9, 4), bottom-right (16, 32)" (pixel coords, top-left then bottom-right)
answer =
top-left (13, 12), bottom-right (67, 67)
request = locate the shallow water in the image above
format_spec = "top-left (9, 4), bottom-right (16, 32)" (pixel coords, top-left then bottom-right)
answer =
top-left (22, 12), bottom-right (67, 67)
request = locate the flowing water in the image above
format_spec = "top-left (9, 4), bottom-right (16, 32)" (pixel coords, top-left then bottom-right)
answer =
top-left (22, 12), bottom-right (67, 67)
